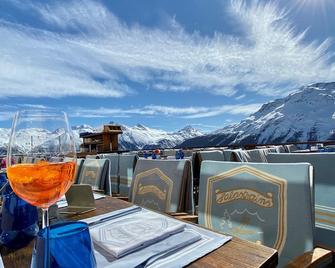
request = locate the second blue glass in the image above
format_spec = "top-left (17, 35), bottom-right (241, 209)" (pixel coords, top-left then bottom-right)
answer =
top-left (32, 221), bottom-right (96, 268)
top-left (0, 183), bottom-right (39, 249)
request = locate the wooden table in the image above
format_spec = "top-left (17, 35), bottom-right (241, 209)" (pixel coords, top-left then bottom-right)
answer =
top-left (0, 197), bottom-right (278, 268)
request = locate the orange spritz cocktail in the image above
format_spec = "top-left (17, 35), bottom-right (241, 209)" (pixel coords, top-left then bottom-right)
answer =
top-left (7, 161), bottom-right (76, 208)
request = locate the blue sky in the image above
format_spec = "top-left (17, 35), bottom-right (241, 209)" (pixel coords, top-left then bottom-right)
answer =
top-left (0, 0), bottom-right (335, 131)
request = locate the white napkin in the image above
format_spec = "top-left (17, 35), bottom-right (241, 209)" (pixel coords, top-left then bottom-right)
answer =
top-left (90, 214), bottom-right (185, 258)
top-left (57, 193), bottom-right (105, 208)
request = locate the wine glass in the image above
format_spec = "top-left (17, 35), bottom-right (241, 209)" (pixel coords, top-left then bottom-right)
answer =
top-left (6, 109), bottom-right (77, 229)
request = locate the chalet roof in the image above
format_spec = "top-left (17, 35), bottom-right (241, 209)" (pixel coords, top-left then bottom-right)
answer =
top-left (80, 125), bottom-right (123, 138)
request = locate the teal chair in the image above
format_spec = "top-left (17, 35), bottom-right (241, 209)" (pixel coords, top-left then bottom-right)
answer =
top-left (268, 152), bottom-right (335, 249)
top-left (77, 158), bottom-right (111, 195)
top-left (198, 161), bottom-right (315, 267)
top-left (118, 154), bottom-right (138, 197)
top-left (129, 159), bottom-right (194, 214)
top-left (99, 153), bottom-right (119, 194)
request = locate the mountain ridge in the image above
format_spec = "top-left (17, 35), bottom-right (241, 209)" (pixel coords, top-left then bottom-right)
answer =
top-left (0, 124), bottom-right (203, 153)
top-left (0, 82), bottom-right (334, 153)
top-left (180, 82), bottom-right (335, 148)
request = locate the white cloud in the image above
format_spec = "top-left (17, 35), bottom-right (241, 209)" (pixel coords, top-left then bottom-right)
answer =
top-left (235, 94), bottom-right (246, 100)
top-left (70, 103), bottom-right (262, 119)
top-left (18, 104), bottom-right (48, 109)
top-left (181, 103), bottom-right (263, 119)
top-left (0, 0), bottom-right (334, 98)
top-left (0, 102), bottom-right (262, 122)
top-left (0, 112), bottom-right (13, 121)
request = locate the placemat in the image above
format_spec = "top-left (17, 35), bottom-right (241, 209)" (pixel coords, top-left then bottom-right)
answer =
top-left (83, 206), bottom-right (231, 267)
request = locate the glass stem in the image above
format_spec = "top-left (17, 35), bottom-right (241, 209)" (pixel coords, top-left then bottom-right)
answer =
top-left (41, 208), bottom-right (50, 268)
top-left (41, 207), bottom-right (49, 229)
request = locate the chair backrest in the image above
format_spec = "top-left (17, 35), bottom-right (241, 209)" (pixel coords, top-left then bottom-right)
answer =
top-left (86, 155), bottom-right (98, 159)
top-left (118, 154), bottom-right (138, 196)
top-left (49, 157), bottom-right (63, 162)
top-left (198, 161), bottom-right (314, 267)
top-left (63, 157), bottom-right (84, 184)
top-left (22, 156), bottom-right (35, 163)
top-left (284, 144), bottom-right (298, 153)
top-left (274, 145), bottom-right (286, 153)
top-left (230, 149), bottom-right (269, 163)
top-left (99, 153), bottom-right (119, 194)
top-left (129, 159), bottom-right (194, 214)
top-left (193, 150), bottom-right (225, 180)
top-left (77, 158), bottom-right (111, 195)
top-left (162, 149), bottom-right (177, 157)
top-left (222, 149), bottom-right (236, 161)
top-left (266, 147), bottom-right (278, 153)
top-left (268, 152), bottom-right (335, 248)
top-left (183, 149), bottom-right (194, 157)
top-left (33, 157), bottom-right (46, 163)
top-left (198, 150), bottom-right (225, 162)
top-left (12, 155), bottom-right (22, 164)
top-left (245, 149), bottom-right (269, 163)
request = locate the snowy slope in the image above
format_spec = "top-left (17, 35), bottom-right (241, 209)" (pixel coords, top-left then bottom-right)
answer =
top-left (181, 82), bottom-right (335, 147)
top-left (0, 128), bottom-right (72, 154)
top-left (72, 123), bottom-right (203, 150)
top-left (119, 124), bottom-right (203, 150)
top-left (0, 124), bottom-right (203, 153)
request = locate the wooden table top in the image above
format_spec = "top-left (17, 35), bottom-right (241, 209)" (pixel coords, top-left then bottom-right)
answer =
top-left (0, 197), bottom-right (278, 268)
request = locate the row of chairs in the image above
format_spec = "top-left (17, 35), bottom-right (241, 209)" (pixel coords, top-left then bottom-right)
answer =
top-left (5, 146), bottom-right (329, 266)
top-left (122, 149), bottom-right (334, 267)
top-left (78, 151), bottom-right (333, 267)
top-left (75, 155), bottom-right (195, 215)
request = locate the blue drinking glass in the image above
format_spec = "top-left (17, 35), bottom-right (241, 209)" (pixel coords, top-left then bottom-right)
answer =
top-left (175, 151), bottom-right (180, 159)
top-left (0, 183), bottom-right (39, 249)
top-left (0, 172), bottom-right (7, 189)
top-left (32, 221), bottom-right (96, 268)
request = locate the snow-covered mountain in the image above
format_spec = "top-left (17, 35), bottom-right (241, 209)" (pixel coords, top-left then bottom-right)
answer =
top-left (0, 127), bottom-right (72, 154)
top-left (118, 124), bottom-right (203, 150)
top-left (1, 82), bottom-right (334, 152)
top-left (70, 123), bottom-right (202, 150)
top-left (71, 123), bottom-right (203, 150)
top-left (180, 82), bottom-right (335, 148)
top-left (0, 124), bottom-right (203, 154)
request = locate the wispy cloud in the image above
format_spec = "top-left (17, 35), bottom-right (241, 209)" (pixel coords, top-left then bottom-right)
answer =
top-left (235, 94), bottom-right (246, 100)
top-left (0, 0), bottom-right (334, 99)
top-left (71, 103), bottom-right (262, 119)
top-left (18, 104), bottom-right (48, 109)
